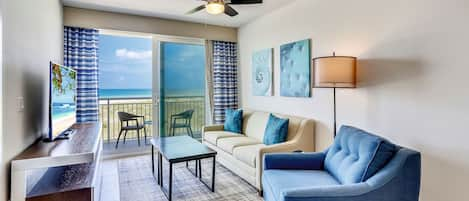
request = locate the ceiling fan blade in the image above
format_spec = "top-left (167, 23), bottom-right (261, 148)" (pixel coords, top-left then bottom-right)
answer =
top-left (186, 4), bottom-right (206, 14)
top-left (224, 4), bottom-right (239, 17)
top-left (228, 0), bottom-right (262, 4)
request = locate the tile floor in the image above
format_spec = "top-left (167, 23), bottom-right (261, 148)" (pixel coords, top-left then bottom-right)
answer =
top-left (100, 159), bottom-right (121, 201)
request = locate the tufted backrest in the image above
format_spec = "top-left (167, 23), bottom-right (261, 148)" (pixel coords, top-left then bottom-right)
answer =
top-left (324, 125), bottom-right (397, 184)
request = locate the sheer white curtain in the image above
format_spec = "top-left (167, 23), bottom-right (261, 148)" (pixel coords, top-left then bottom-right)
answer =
top-left (205, 40), bottom-right (214, 125)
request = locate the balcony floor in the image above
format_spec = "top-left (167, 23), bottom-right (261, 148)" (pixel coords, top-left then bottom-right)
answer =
top-left (103, 139), bottom-right (152, 158)
top-left (103, 132), bottom-right (202, 158)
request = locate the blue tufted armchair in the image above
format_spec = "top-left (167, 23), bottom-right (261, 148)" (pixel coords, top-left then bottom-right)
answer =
top-left (262, 125), bottom-right (421, 201)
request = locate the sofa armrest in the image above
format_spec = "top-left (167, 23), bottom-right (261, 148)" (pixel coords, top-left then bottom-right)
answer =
top-left (252, 118), bottom-right (315, 190)
top-left (202, 124), bottom-right (224, 133)
top-left (264, 152), bottom-right (325, 170)
top-left (260, 140), bottom-right (299, 154)
top-left (202, 124), bottom-right (224, 141)
top-left (258, 118), bottom-right (315, 157)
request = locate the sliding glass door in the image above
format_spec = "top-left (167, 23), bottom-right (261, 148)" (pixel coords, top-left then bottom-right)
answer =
top-left (153, 38), bottom-right (206, 139)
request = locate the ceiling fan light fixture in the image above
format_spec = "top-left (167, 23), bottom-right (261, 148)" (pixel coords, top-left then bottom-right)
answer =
top-left (206, 1), bottom-right (225, 15)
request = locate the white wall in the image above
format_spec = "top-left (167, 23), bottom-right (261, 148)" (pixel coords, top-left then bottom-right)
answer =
top-left (1, 0), bottom-right (63, 200)
top-left (238, 0), bottom-right (469, 200)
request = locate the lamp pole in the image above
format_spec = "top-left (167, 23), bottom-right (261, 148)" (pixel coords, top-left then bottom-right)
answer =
top-left (332, 52), bottom-right (338, 137)
top-left (333, 87), bottom-right (337, 137)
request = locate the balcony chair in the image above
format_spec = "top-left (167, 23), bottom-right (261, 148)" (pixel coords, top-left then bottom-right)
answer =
top-left (262, 125), bottom-right (421, 201)
top-left (169, 109), bottom-right (194, 137)
top-left (116, 112), bottom-right (147, 148)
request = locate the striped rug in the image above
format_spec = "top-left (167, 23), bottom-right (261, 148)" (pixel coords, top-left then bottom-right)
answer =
top-left (118, 155), bottom-right (263, 201)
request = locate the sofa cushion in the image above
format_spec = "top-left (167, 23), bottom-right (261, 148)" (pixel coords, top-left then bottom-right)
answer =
top-left (204, 131), bottom-right (244, 145)
top-left (324, 125), bottom-right (398, 184)
top-left (224, 109), bottom-right (243, 133)
top-left (217, 137), bottom-right (261, 154)
top-left (263, 169), bottom-right (340, 199)
top-left (263, 114), bottom-right (289, 145)
top-left (242, 111), bottom-right (270, 142)
top-left (233, 144), bottom-right (266, 168)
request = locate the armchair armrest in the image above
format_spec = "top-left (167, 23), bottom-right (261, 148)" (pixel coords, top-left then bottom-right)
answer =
top-left (131, 118), bottom-right (141, 126)
top-left (253, 118), bottom-right (315, 189)
top-left (133, 115), bottom-right (146, 122)
top-left (128, 114), bottom-right (145, 120)
top-left (258, 140), bottom-right (311, 168)
top-left (255, 140), bottom-right (315, 189)
top-left (123, 118), bottom-right (140, 126)
top-left (264, 152), bottom-right (325, 170)
top-left (202, 124), bottom-right (224, 133)
top-left (282, 183), bottom-right (372, 198)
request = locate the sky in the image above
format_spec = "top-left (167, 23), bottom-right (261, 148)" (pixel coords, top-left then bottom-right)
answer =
top-left (99, 34), bottom-right (152, 89)
top-left (99, 34), bottom-right (206, 96)
top-left (161, 42), bottom-right (205, 95)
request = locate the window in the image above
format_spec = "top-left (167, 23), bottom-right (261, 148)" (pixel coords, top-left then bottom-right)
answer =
top-left (99, 34), bottom-right (152, 98)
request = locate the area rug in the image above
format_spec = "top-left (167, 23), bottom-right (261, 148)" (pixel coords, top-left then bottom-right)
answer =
top-left (118, 155), bottom-right (263, 201)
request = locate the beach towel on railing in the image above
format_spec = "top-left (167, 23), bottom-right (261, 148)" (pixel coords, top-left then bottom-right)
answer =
top-left (212, 41), bottom-right (238, 124)
top-left (64, 26), bottom-right (100, 123)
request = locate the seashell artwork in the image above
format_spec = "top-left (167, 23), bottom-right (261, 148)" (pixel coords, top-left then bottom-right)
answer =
top-left (252, 48), bottom-right (273, 96)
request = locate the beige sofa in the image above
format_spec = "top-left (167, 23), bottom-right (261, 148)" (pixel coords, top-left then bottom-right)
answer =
top-left (202, 109), bottom-right (315, 190)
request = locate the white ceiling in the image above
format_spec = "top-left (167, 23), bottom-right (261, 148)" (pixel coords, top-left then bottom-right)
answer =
top-left (62, 0), bottom-right (295, 27)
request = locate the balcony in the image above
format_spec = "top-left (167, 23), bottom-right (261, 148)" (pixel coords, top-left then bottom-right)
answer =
top-left (99, 96), bottom-right (205, 156)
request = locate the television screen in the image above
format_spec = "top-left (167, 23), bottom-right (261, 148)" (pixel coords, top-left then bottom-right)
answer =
top-left (49, 62), bottom-right (77, 140)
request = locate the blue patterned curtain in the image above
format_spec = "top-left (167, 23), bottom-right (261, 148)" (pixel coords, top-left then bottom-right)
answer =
top-left (64, 26), bottom-right (99, 123)
top-left (212, 41), bottom-right (238, 124)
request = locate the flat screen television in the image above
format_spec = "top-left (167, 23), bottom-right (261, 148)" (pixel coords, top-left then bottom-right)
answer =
top-left (48, 62), bottom-right (77, 141)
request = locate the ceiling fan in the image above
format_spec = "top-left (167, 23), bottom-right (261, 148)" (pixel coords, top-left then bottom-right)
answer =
top-left (186, 0), bottom-right (263, 17)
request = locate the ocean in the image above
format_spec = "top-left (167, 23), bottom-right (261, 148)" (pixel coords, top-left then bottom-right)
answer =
top-left (99, 89), bottom-right (152, 98)
top-left (51, 103), bottom-right (76, 120)
top-left (99, 89), bottom-right (204, 98)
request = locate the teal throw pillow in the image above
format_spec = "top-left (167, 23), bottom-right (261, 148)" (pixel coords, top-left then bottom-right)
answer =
top-left (263, 114), bottom-right (289, 145)
top-left (224, 109), bottom-right (243, 133)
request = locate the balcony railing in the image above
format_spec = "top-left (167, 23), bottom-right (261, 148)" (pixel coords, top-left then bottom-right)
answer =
top-left (99, 96), bottom-right (205, 143)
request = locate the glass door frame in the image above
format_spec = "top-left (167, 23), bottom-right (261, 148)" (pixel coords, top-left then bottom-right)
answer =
top-left (152, 35), bottom-right (206, 138)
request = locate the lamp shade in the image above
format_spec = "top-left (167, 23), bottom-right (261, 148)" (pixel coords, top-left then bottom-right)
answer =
top-left (313, 56), bottom-right (357, 88)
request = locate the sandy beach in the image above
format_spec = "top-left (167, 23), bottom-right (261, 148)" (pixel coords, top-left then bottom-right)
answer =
top-left (52, 115), bottom-right (76, 137)
top-left (99, 99), bottom-right (152, 104)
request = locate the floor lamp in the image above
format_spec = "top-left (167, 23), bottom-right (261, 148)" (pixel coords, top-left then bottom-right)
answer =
top-left (313, 53), bottom-right (357, 137)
